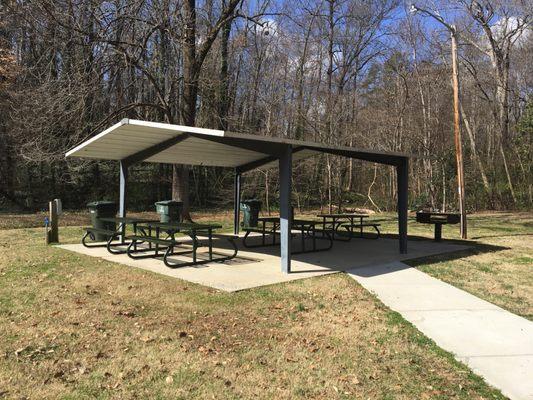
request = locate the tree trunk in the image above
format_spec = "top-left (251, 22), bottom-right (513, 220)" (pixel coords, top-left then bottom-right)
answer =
top-left (174, 0), bottom-right (198, 221)
top-left (500, 144), bottom-right (517, 204)
top-left (218, 11), bottom-right (231, 131)
top-left (326, 155), bottom-right (332, 213)
top-left (494, 60), bottom-right (510, 146)
top-left (460, 103), bottom-right (491, 198)
top-left (172, 165), bottom-right (190, 218)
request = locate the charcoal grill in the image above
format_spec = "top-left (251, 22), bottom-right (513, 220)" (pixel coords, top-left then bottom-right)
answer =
top-left (416, 211), bottom-right (460, 241)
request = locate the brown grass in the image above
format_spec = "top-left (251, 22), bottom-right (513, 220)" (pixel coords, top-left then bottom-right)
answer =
top-left (0, 220), bottom-right (510, 399)
top-left (0, 209), bottom-right (236, 230)
top-left (392, 212), bottom-right (533, 320)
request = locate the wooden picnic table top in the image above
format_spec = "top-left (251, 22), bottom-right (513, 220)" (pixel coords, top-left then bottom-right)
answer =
top-left (257, 216), bottom-right (280, 223)
top-left (137, 221), bottom-right (222, 230)
top-left (255, 217), bottom-right (322, 226)
top-left (316, 213), bottom-right (369, 218)
top-left (292, 219), bottom-right (322, 226)
top-left (99, 217), bottom-right (156, 224)
top-left (416, 211), bottom-right (460, 216)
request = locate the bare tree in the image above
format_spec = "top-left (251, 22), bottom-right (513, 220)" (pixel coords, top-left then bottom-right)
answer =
top-left (1, 0), bottom-right (531, 213)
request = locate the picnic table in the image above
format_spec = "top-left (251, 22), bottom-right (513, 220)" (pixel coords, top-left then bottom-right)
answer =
top-left (242, 216), bottom-right (332, 254)
top-left (293, 218), bottom-right (333, 253)
top-left (242, 216), bottom-right (280, 247)
top-left (82, 216), bottom-right (156, 254)
top-left (317, 213), bottom-right (379, 240)
top-left (128, 221), bottom-right (238, 268)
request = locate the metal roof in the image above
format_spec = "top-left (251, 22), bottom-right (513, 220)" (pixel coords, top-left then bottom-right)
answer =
top-left (66, 119), bottom-right (408, 169)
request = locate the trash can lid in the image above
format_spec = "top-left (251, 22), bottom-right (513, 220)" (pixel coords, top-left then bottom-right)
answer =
top-left (241, 199), bottom-right (261, 204)
top-left (87, 200), bottom-right (117, 207)
top-left (155, 200), bottom-right (183, 206)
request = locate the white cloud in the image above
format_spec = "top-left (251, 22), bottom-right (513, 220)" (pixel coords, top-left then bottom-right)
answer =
top-left (252, 17), bottom-right (279, 37)
top-left (490, 16), bottom-right (530, 47)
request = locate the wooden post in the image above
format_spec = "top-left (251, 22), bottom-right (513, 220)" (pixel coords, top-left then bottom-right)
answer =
top-left (47, 201), bottom-right (59, 244)
top-left (451, 29), bottom-right (467, 239)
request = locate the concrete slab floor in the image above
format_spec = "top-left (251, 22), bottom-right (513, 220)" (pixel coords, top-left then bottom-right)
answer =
top-left (348, 261), bottom-right (533, 400)
top-left (57, 236), bottom-right (469, 292)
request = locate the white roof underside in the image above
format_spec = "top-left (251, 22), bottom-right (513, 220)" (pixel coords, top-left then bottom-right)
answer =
top-left (66, 119), bottom-right (407, 169)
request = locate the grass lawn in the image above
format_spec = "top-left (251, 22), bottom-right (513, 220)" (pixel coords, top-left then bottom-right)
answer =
top-left (0, 211), bottom-right (530, 399)
top-left (376, 212), bottom-right (533, 320)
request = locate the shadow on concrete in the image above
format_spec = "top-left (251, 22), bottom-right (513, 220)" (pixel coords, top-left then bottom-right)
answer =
top-left (58, 231), bottom-right (511, 292)
top-left (230, 232), bottom-right (509, 276)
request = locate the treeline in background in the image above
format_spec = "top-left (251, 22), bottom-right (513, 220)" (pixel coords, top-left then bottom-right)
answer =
top-left (0, 0), bottom-right (531, 214)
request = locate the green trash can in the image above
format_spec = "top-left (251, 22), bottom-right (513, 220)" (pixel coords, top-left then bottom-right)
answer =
top-left (240, 199), bottom-right (261, 228)
top-left (155, 200), bottom-right (182, 223)
top-left (87, 201), bottom-right (118, 241)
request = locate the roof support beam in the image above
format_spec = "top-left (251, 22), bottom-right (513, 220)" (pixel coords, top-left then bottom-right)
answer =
top-left (301, 146), bottom-right (403, 167)
top-left (121, 133), bottom-right (190, 165)
top-left (188, 133), bottom-right (286, 157)
top-left (236, 147), bottom-right (306, 174)
top-left (237, 155), bottom-right (278, 174)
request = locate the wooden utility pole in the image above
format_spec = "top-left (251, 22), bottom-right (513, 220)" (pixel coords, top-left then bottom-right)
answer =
top-left (451, 28), bottom-right (467, 239)
top-left (410, 7), bottom-right (468, 239)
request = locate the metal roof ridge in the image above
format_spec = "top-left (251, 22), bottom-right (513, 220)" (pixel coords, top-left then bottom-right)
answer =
top-left (126, 119), bottom-right (225, 136)
top-left (223, 130), bottom-right (410, 159)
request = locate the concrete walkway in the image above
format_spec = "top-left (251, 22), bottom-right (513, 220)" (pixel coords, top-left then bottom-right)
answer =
top-left (348, 261), bottom-right (533, 400)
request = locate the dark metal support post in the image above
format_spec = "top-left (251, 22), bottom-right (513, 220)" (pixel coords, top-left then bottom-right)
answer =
top-left (119, 161), bottom-right (128, 242)
top-left (397, 159), bottom-right (408, 254)
top-left (279, 145), bottom-right (292, 273)
top-left (234, 170), bottom-right (241, 235)
top-left (434, 223), bottom-right (442, 241)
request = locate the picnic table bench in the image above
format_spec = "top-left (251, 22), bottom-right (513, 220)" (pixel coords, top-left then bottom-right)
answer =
top-left (242, 216), bottom-right (280, 247)
top-left (342, 222), bottom-right (381, 239)
top-left (317, 213), bottom-right (381, 240)
top-left (242, 217), bottom-right (332, 254)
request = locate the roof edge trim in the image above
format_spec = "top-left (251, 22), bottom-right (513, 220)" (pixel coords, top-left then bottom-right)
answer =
top-left (65, 119), bottom-right (127, 158)
top-left (127, 119), bottom-right (225, 137)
